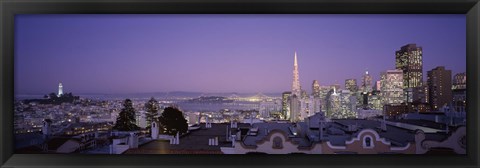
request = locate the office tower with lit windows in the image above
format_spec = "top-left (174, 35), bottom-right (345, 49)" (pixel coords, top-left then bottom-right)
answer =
top-left (408, 84), bottom-right (431, 112)
top-left (325, 88), bottom-right (340, 118)
top-left (396, 44), bottom-right (423, 88)
top-left (300, 96), bottom-right (316, 120)
top-left (282, 92), bottom-right (291, 119)
top-left (380, 69), bottom-right (404, 105)
top-left (319, 85), bottom-right (330, 110)
top-left (361, 71), bottom-right (372, 93)
top-left (375, 80), bottom-right (381, 91)
top-left (427, 66), bottom-right (452, 111)
top-left (312, 80), bottom-right (320, 98)
top-left (345, 79), bottom-right (358, 93)
top-left (396, 44), bottom-right (423, 102)
top-left (411, 84), bottom-right (429, 104)
top-left (290, 95), bottom-right (301, 122)
top-left (452, 72), bottom-right (466, 112)
top-left (453, 72), bottom-right (466, 90)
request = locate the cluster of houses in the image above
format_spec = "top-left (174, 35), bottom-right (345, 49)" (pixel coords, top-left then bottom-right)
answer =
top-left (15, 111), bottom-right (465, 154)
top-left (125, 112), bottom-right (465, 154)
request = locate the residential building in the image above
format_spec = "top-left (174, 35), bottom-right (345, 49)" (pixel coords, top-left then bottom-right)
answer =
top-left (427, 66), bottom-right (452, 111)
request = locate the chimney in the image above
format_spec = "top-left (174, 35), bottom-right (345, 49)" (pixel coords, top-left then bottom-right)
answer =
top-left (381, 120), bottom-right (387, 131)
top-left (231, 120), bottom-right (238, 128)
top-left (231, 135), bottom-right (236, 147)
top-left (206, 117), bottom-right (211, 128)
top-left (151, 121), bottom-right (159, 140)
top-left (381, 115), bottom-right (387, 131)
top-left (208, 137), bottom-right (218, 146)
top-left (226, 125), bottom-right (230, 141)
top-left (176, 132), bottom-right (180, 144)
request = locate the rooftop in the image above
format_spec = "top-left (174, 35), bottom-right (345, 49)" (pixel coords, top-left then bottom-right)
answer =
top-left (125, 123), bottom-right (250, 154)
top-left (242, 122), bottom-right (312, 148)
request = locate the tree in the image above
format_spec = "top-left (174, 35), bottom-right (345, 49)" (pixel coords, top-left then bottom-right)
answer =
top-left (48, 93), bottom-right (58, 99)
top-left (158, 107), bottom-right (188, 135)
top-left (144, 97), bottom-right (159, 129)
top-left (113, 99), bottom-right (140, 131)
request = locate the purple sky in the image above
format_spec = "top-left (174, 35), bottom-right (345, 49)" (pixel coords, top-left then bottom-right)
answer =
top-left (15, 14), bottom-right (466, 94)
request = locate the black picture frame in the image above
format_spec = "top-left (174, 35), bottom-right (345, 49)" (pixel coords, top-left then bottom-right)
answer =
top-left (1, 0), bottom-right (479, 168)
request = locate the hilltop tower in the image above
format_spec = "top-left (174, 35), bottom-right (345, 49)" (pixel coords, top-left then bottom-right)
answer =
top-left (58, 82), bottom-right (63, 97)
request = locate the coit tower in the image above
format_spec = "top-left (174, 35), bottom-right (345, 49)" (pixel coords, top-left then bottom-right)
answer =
top-left (58, 82), bottom-right (63, 96)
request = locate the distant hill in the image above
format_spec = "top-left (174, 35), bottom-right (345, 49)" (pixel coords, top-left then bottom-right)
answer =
top-left (18, 91), bottom-right (282, 100)
top-left (78, 91), bottom-right (282, 99)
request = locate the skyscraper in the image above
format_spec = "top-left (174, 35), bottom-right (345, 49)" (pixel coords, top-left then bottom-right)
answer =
top-left (452, 72), bottom-right (466, 112)
top-left (412, 84), bottom-right (429, 104)
top-left (375, 80), bottom-right (381, 91)
top-left (452, 72), bottom-right (466, 90)
top-left (292, 51), bottom-right (301, 97)
top-left (290, 95), bottom-right (301, 122)
top-left (312, 80), bottom-right (320, 98)
top-left (282, 92), bottom-right (291, 119)
top-left (311, 80), bottom-right (322, 115)
top-left (380, 69), bottom-right (404, 105)
top-left (396, 44), bottom-right (423, 88)
top-left (427, 66), bottom-right (452, 111)
top-left (345, 79), bottom-right (358, 93)
top-left (58, 82), bottom-right (63, 97)
top-left (290, 51), bottom-right (304, 122)
top-left (396, 44), bottom-right (423, 103)
top-left (361, 71), bottom-right (372, 93)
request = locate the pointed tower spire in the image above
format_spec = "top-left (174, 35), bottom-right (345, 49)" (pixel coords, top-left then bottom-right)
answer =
top-left (294, 51), bottom-right (298, 66)
top-left (292, 51), bottom-right (301, 97)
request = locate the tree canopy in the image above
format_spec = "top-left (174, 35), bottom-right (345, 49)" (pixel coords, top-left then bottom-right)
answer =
top-left (113, 99), bottom-right (140, 131)
top-left (144, 97), bottom-right (160, 129)
top-left (158, 107), bottom-right (188, 135)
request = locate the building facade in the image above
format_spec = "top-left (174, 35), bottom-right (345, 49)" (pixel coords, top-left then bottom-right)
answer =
top-left (452, 72), bottom-right (466, 90)
top-left (345, 79), bottom-right (358, 93)
top-left (395, 44), bottom-right (423, 89)
top-left (281, 92), bottom-right (291, 120)
top-left (396, 44), bottom-right (423, 104)
top-left (361, 71), bottom-right (372, 93)
top-left (452, 72), bottom-right (466, 112)
top-left (259, 100), bottom-right (282, 118)
top-left (427, 66), bottom-right (452, 111)
top-left (312, 80), bottom-right (321, 98)
top-left (380, 69), bottom-right (404, 105)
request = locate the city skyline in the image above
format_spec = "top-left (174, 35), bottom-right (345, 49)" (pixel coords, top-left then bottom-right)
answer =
top-left (15, 14), bottom-right (466, 94)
